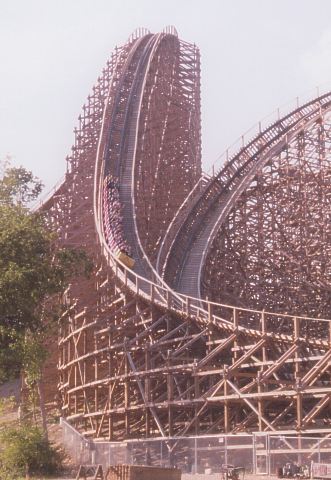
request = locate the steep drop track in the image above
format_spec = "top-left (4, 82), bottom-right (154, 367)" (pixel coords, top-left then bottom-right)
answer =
top-left (42, 29), bottom-right (331, 445)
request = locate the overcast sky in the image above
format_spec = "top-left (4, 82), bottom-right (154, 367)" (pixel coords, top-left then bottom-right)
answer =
top-left (1, 0), bottom-right (331, 193)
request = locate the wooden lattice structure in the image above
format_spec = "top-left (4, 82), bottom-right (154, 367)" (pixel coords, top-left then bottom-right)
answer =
top-left (41, 28), bottom-right (331, 443)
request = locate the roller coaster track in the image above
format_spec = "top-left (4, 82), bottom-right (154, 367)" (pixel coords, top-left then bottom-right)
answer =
top-left (41, 29), bottom-right (331, 444)
top-left (160, 93), bottom-right (331, 299)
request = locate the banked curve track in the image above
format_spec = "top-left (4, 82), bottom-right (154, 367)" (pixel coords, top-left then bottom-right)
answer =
top-left (42, 29), bottom-right (331, 447)
top-left (159, 93), bottom-right (331, 300)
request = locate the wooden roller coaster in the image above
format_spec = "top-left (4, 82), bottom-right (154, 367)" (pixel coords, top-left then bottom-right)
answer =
top-left (41, 28), bottom-right (331, 443)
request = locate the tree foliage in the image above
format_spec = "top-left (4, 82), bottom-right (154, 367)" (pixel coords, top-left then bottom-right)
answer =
top-left (0, 166), bottom-right (43, 206)
top-left (0, 163), bottom-right (92, 382)
top-left (0, 423), bottom-right (61, 478)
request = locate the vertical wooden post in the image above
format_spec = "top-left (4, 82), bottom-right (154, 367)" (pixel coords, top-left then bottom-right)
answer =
top-left (167, 351), bottom-right (174, 437)
top-left (167, 290), bottom-right (172, 309)
top-left (108, 306), bottom-right (114, 440)
top-left (145, 348), bottom-right (151, 437)
top-left (257, 371), bottom-right (263, 432)
top-left (74, 321), bottom-right (78, 415)
top-left (224, 366), bottom-right (229, 433)
top-left (208, 301), bottom-right (213, 323)
top-left (260, 310), bottom-right (267, 431)
top-left (233, 307), bottom-right (238, 328)
top-left (296, 378), bottom-right (302, 432)
top-left (186, 296), bottom-right (191, 315)
top-left (108, 355), bottom-right (113, 440)
top-left (94, 325), bottom-right (98, 431)
top-left (194, 360), bottom-right (200, 435)
top-left (294, 316), bottom-right (302, 435)
top-left (298, 434), bottom-right (302, 465)
top-left (124, 348), bottom-right (130, 438)
top-left (261, 311), bottom-right (267, 365)
top-left (83, 330), bottom-right (87, 416)
top-left (297, 391), bottom-right (302, 432)
top-left (233, 308), bottom-right (239, 363)
top-left (294, 317), bottom-right (300, 381)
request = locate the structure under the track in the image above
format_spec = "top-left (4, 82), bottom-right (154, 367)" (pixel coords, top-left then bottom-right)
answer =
top-left (42, 27), bottom-right (331, 443)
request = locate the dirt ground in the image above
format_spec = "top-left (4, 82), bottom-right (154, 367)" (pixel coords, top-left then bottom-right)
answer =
top-left (182, 475), bottom-right (276, 480)
top-left (43, 474), bottom-right (276, 480)
top-left (42, 472), bottom-right (277, 480)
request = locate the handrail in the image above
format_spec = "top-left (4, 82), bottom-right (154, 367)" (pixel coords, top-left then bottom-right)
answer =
top-left (162, 25), bottom-right (178, 37)
top-left (96, 238), bottom-right (331, 348)
top-left (207, 81), bottom-right (331, 177)
top-left (127, 27), bottom-right (151, 44)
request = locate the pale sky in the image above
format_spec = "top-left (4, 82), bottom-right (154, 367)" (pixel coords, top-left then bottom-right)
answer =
top-left (1, 0), bottom-right (331, 194)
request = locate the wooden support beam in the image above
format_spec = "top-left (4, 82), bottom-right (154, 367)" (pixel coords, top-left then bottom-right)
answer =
top-left (301, 349), bottom-right (331, 387)
top-left (196, 333), bottom-right (237, 368)
top-left (172, 328), bottom-right (209, 358)
top-left (302, 393), bottom-right (331, 427)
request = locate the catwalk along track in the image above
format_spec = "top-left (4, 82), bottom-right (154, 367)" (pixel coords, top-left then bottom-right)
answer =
top-left (41, 28), bottom-right (331, 442)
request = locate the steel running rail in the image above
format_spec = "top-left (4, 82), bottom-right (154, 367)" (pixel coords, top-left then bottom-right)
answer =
top-left (93, 33), bottom-right (331, 348)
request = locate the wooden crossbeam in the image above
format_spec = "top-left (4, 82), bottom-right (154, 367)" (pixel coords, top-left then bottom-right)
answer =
top-left (209, 387), bottom-right (331, 401)
top-left (196, 333), bottom-right (237, 368)
top-left (196, 334), bottom-right (262, 400)
top-left (228, 338), bottom-right (267, 374)
top-left (301, 349), bottom-right (331, 387)
top-left (125, 351), bottom-right (166, 438)
top-left (232, 411), bottom-right (256, 433)
top-left (270, 400), bottom-right (294, 427)
top-left (149, 321), bottom-right (189, 348)
top-left (242, 344), bottom-right (298, 393)
top-left (226, 379), bottom-right (276, 431)
top-left (172, 328), bottom-right (209, 358)
top-left (69, 318), bottom-right (95, 431)
top-left (302, 393), bottom-right (331, 427)
top-left (128, 314), bottom-right (167, 345)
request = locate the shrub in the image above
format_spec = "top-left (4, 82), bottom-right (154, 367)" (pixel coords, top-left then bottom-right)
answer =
top-left (0, 423), bottom-right (61, 478)
top-left (0, 396), bottom-right (16, 415)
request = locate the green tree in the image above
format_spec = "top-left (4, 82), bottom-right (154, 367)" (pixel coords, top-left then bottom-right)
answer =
top-left (0, 166), bottom-right (90, 337)
top-left (0, 423), bottom-right (61, 478)
top-left (0, 163), bottom-right (92, 435)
